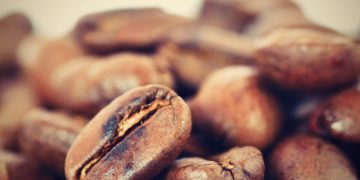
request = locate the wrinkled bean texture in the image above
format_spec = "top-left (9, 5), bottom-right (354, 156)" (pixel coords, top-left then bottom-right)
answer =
top-left (269, 134), bottom-right (357, 180)
top-left (255, 27), bottom-right (360, 91)
top-left (19, 108), bottom-right (86, 175)
top-left (166, 146), bottom-right (264, 180)
top-left (65, 85), bottom-right (191, 180)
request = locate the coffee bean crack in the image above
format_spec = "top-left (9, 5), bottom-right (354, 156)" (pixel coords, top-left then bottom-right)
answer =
top-left (219, 159), bottom-right (235, 180)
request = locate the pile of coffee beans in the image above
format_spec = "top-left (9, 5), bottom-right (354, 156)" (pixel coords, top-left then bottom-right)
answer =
top-left (0, 0), bottom-right (359, 179)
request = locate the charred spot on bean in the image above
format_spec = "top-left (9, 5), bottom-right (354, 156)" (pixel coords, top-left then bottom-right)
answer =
top-left (103, 137), bottom-right (129, 160)
top-left (102, 115), bottom-right (118, 138)
top-left (133, 126), bottom-right (146, 139)
top-left (145, 93), bottom-right (156, 105)
top-left (102, 127), bottom-right (147, 167)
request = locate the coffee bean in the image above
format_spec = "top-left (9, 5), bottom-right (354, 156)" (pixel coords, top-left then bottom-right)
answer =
top-left (269, 134), bottom-right (357, 180)
top-left (310, 88), bottom-right (360, 143)
top-left (19, 108), bottom-right (86, 175)
top-left (190, 66), bottom-right (280, 149)
top-left (255, 27), bottom-right (360, 91)
top-left (74, 8), bottom-right (189, 54)
top-left (166, 146), bottom-right (264, 180)
top-left (65, 85), bottom-right (191, 179)
top-left (158, 23), bottom-right (254, 88)
top-left (54, 54), bottom-right (174, 113)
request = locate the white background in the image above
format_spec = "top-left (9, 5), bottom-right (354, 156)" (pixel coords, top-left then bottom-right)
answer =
top-left (0, 0), bottom-right (359, 38)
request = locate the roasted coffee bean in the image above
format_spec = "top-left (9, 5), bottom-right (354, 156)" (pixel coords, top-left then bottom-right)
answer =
top-left (0, 78), bottom-right (39, 149)
top-left (199, 0), bottom-right (294, 31)
top-left (309, 88), bottom-right (360, 143)
top-left (74, 8), bottom-right (189, 53)
top-left (166, 146), bottom-right (264, 180)
top-left (19, 108), bottom-right (87, 175)
top-left (0, 12), bottom-right (32, 71)
top-left (158, 23), bottom-right (254, 88)
top-left (0, 150), bottom-right (42, 180)
top-left (190, 66), bottom-right (280, 149)
top-left (19, 38), bottom-right (174, 113)
top-left (47, 54), bottom-right (174, 113)
top-left (269, 134), bottom-right (357, 180)
top-left (65, 85), bottom-right (191, 179)
top-left (255, 27), bottom-right (360, 91)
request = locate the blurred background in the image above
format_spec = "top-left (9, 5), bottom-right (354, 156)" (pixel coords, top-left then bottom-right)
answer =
top-left (0, 0), bottom-right (359, 37)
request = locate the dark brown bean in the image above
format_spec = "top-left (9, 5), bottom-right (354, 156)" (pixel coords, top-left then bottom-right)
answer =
top-left (0, 12), bottom-right (32, 71)
top-left (255, 27), bottom-right (360, 91)
top-left (309, 88), bottom-right (360, 143)
top-left (19, 108), bottom-right (87, 175)
top-left (166, 146), bottom-right (264, 180)
top-left (190, 66), bottom-right (280, 149)
top-left (65, 85), bottom-right (191, 179)
top-left (0, 78), bottom-right (39, 149)
top-left (158, 23), bottom-right (254, 88)
top-left (74, 8), bottom-right (189, 53)
top-left (269, 134), bottom-right (357, 180)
